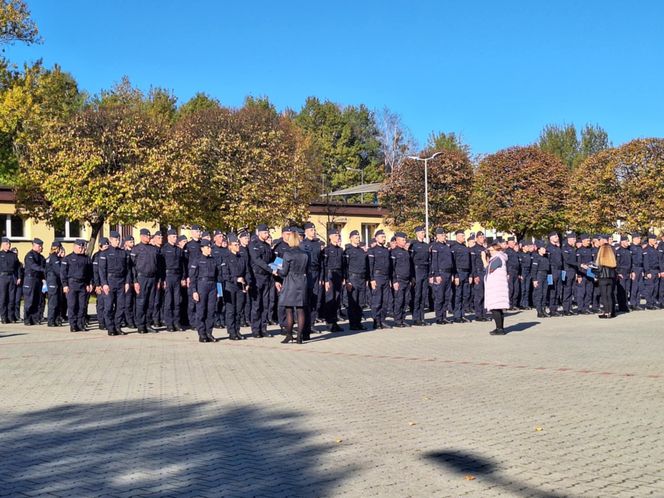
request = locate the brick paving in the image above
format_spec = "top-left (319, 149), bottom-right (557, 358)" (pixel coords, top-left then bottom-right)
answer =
top-left (1, 309), bottom-right (663, 497)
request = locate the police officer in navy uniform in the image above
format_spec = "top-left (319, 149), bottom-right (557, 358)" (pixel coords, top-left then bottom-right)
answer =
top-left (61, 239), bottom-right (93, 332)
top-left (211, 230), bottom-right (227, 328)
top-left (615, 234), bottom-right (632, 313)
top-left (470, 231), bottom-right (489, 322)
top-left (546, 232), bottom-right (563, 316)
top-left (409, 226), bottom-right (430, 326)
top-left (238, 230), bottom-right (252, 326)
top-left (643, 233), bottom-right (661, 309)
top-left (532, 240), bottom-right (551, 318)
top-left (451, 230), bottom-right (472, 323)
top-left (150, 231), bottom-right (165, 328)
top-left (98, 231), bottom-right (131, 336)
top-left (344, 230), bottom-right (368, 330)
top-left (248, 224), bottom-right (275, 338)
top-left (300, 222), bottom-right (323, 334)
top-left (390, 231), bottom-right (412, 327)
top-left (221, 234), bottom-right (251, 340)
top-left (561, 232), bottom-right (579, 316)
top-left (628, 233), bottom-right (644, 310)
top-left (504, 237), bottom-right (521, 310)
top-left (185, 225), bottom-right (203, 330)
top-left (92, 237), bottom-right (109, 330)
top-left (430, 228), bottom-right (454, 324)
top-left (323, 228), bottom-right (344, 332)
top-left (131, 228), bottom-right (160, 333)
top-left (161, 229), bottom-right (186, 331)
top-left (0, 237), bottom-right (19, 323)
top-left (45, 242), bottom-right (66, 327)
top-left (272, 227), bottom-right (292, 333)
top-left (518, 241), bottom-right (534, 309)
top-left (122, 236), bottom-right (136, 328)
top-left (575, 234), bottom-right (595, 314)
top-left (367, 229), bottom-right (391, 329)
top-left (190, 239), bottom-right (222, 343)
top-left (657, 233), bottom-right (664, 308)
top-left (23, 238), bottom-right (46, 325)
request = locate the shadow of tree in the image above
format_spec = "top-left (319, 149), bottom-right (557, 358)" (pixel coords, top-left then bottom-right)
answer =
top-left (424, 449), bottom-right (570, 498)
top-left (0, 400), bottom-right (355, 497)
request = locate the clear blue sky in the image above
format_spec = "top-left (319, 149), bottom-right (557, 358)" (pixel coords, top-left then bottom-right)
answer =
top-left (6, 0), bottom-right (664, 154)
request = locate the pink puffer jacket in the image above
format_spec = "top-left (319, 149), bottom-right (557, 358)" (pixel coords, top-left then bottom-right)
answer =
top-left (484, 251), bottom-right (509, 311)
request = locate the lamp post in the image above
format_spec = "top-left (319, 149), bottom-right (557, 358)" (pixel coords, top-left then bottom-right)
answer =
top-left (408, 151), bottom-right (444, 243)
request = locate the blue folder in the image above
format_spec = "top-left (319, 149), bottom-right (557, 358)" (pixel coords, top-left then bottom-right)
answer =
top-left (586, 268), bottom-right (595, 279)
top-left (269, 257), bottom-right (284, 272)
top-left (546, 274), bottom-right (553, 286)
top-left (216, 282), bottom-right (223, 297)
top-left (561, 270), bottom-right (567, 282)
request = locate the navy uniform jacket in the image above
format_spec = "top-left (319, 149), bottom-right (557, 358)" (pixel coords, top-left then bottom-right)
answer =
top-left (576, 246), bottom-right (594, 275)
top-left (61, 252), bottom-right (92, 286)
top-left (221, 251), bottom-right (251, 291)
top-left (450, 241), bottom-right (471, 275)
top-left (629, 244), bottom-right (643, 269)
top-left (92, 251), bottom-right (105, 286)
top-left (24, 250), bottom-right (46, 280)
top-left (211, 244), bottom-right (226, 267)
top-left (643, 246), bottom-right (661, 276)
top-left (300, 238), bottom-right (323, 275)
top-left (657, 241), bottom-right (664, 271)
top-left (546, 244), bottom-right (563, 271)
top-left (0, 249), bottom-right (19, 276)
top-left (531, 253), bottom-right (550, 277)
top-left (367, 244), bottom-right (391, 281)
top-left (518, 251), bottom-right (533, 276)
top-left (248, 238), bottom-right (273, 280)
top-left (45, 254), bottom-right (62, 283)
top-left (615, 246), bottom-right (632, 276)
top-left (390, 246), bottom-right (412, 281)
top-left (409, 240), bottom-right (430, 272)
top-left (273, 239), bottom-right (290, 260)
top-left (505, 247), bottom-right (521, 276)
top-left (470, 245), bottom-right (488, 278)
top-left (98, 246), bottom-right (131, 286)
top-left (322, 244), bottom-right (344, 282)
top-left (189, 255), bottom-right (221, 293)
top-left (562, 244), bottom-right (579, 275)
top-left (430, 241), bottom-right (454, 276)
top-left (184, 239), bottom-right (202, 279)
top-left (162, 243), bottom-right (185, 277)
top-left (130, 243), bottom-right (160, 281)
top-left (343, 245), bottom-right (368, 281)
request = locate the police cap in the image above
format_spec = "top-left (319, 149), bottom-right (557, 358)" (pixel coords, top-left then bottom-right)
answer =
top-left (303, 222), bottom-right (315, 230)
top-left (32, 238), bottom-right (44, 245)
top-left (1, 237), bottom-right (9, 243)
top-left (200, 239), bottom-right (211, 247)
top-left (74, 239), bottom-right (86, 247)
top-left (152, 231), bottom-right (162, 237)
top-left (227, 233), bottom-right (239, 243)
top-left (565, 231), bottom-right (577, 239)
top-left (256, 224), bottom-right (269, 232)
top-left (328, 228), bottom-right (340, 236)
top-left (177, 235), bottom-right (188, 242)
top-left (620, 235), bottom-right (629, 241)
top-left (414, 226), bottom-right (425, 233)
top-left (191, 224), bottom-right (201, 231)
top-left (647, 233), bottom-right (657, 240)
top-left (435, 227), bottom-right (446, 235)
top-left (349, 230), bottom-right (360, 237)
top-left (395, 231), bottom-right (407, 239)
top-left (454, 230), bottom-right (464, 235)
top-left (99, 237), bottom-right (109, 246)
top-left (374, 229), bottom-right (385, 237)
top-left (535, 240), bottom-right (546, 249)
top-left (51, 241), bottom-right (62, 248)
top-left (139, 228), bottom-right (150, 236)
top-left (507, 236), bottom-right (515, 242)
top-left (167, 229), bottom-right (177, 236)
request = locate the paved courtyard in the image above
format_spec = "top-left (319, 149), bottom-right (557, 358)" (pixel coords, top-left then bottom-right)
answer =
top-left (1, 309), bottom-right (663, 497)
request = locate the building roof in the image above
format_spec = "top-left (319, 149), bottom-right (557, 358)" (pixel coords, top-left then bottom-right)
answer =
top-left (322, 183), bottom-right (383, 197)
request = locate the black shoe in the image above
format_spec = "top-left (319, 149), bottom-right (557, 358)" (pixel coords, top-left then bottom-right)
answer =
top-left (70, 326), bottom-right (78, 332)
top-left (207, 334), bottom-right (218, 342)
top-left (47, 322), bottom-right (56, 327)
top-left (453, 318), bottom-right (469, 324)
top-left (562, 311), bottom-right (573, 316)
top-left (395, 322), bottom-right (408, 328)
top-left (645, 305), bottom-right (658, 310)
top-left (537, 312), bottom-right (549, 318)
top-left (138, 328), bottom-right (148, 334)
top-left (128, 322), bottom-right (137, 328)
top-left (199, 337), bottom-right (210, 343)
top-left (350, 324), bottom-right (366, 331)
top-left (330, 323), bottom-right (342, 332)
top-left (261, 331), bottom-right (273, 338)
top-left (281, 334), bottom-right (294, 343)
top-left (490, 328), bottom-right (506, 335)
top-left (549, 311), bottom-right (561, 317)
top-left (373, 321), bottom-right (379, 330)
top-left (107, 329), bottom-right (116, 336)
top-left (475, 317), bottom-right (489, 322)
top-left (147, 325), bottom-right (158, 333)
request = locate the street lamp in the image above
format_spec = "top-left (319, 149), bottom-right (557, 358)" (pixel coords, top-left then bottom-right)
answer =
top-left (408, 151), bottom-right (444, 243)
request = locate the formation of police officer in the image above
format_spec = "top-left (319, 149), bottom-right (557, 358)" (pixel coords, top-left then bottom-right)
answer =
top-left (2, 228), bottom-right (663, 338)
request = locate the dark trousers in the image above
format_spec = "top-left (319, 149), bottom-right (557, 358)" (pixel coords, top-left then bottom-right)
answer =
top-left (152, 285), bottom-right (164, 325)
top-left (433, 272), bottom-right (453, 320)
top-left (616, 275), bottom-right (630, 311)
top-left (164, 275), bottom-right (183, 328)
top-left (370, 275), bottom-right (390, 323)
top-left (507, 272), bottom-right (520, 308)
top-left (519, 275), bottom-right (532, 308)
top-left (347, 274), bottom-right (366, 327)
top-left (104, 278), bottom-right (126, 331)
top-left (0, 275), bottom-right (14, 321)
top-left (23, 277), bottom-right (41, 325)
top-left (124, 286), bottom-right (136, 326)
top-left (187, 287), bottom-right (198, 329)
top-left (250, 276), bottom-right (271, 334)
top-left (196, 282), bottom-right (216, 338)
top-left (135, 276), bottom-right (156, 329)
top-left (548, 269), bottom-right (562, 310)
top-left (598, 278), bottom-right (615, 314)
top-left (304, 272), bottom-right (321, 333)
top-left (393, 279), bottom-right (410, 324)
top-left (224, 287), bottom-right (244, 338)
top-left (643, 273), bottom-right (658, 305)
top-left (96, 288), bottom-right (106, 327)
top-left (453, 271), bottom-right (471, 319)
top-left (11, 281), bottom-right (21, 321)
top-left (473, 275), bottom-right (486, 319)
top-left (533, 273), bottom-right (549, 312)
top-left (629, 270), bottom-right (643, 307)
top-left (575, 275), bottom-right (594, 311)
top-left (562, 270), bottom-right (576, 312)
top-left (412, 268), bottom-right (429, 322)
top-left (324, 272), bottom-right (342, 324)
top-left (66, 281), bottom-right (87, 329)
top-left (47, 279), bottom-right (64, 324)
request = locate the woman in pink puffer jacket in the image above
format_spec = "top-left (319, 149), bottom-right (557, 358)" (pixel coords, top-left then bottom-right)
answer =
top-left (483, 243), bottom-right (509, 335)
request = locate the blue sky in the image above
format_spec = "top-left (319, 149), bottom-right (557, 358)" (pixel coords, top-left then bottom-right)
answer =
top-left (6, 0), bottom-right (664, 154)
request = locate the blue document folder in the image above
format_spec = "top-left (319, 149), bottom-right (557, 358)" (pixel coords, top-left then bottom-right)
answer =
top-left (561, 270), bottom-right (567, 282)
top-left (546, 274), bottom-right (553, 286)
top-left (586, 268), bottom-right (595, 279)
top-left (216, 282), bottom-right (223, 297)
top-left (269, 257), bottom-right (284, 272)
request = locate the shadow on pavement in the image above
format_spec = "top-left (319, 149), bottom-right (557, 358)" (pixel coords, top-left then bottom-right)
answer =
top-left (0, 400), bottom-right (355, 496)
top-left (0, 333), bottom-right (27, 338)
top-left (423, 449), bottom-right (568, 498)
top-left (504, 321), bottom-right (540, 334)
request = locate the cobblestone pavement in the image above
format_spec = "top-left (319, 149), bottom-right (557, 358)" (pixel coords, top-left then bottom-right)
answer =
top-left (1, 308), bottom-right (663, 497)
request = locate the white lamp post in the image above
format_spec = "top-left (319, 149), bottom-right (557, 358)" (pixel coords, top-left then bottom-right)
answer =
top-left (408, 151), bottom-right (444, 242)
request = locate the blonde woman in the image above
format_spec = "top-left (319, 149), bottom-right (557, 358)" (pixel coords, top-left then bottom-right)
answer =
top-left (595, 244), bottom-right (617, 319)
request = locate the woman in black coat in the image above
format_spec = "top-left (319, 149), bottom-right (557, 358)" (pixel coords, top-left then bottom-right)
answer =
top-left (275, 231), bottom-right (310, 344)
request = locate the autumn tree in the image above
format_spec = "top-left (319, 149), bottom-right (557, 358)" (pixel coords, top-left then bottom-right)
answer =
top-left (471, 146), bottom-right (568, 239)
top-left (567, 138), bottom-right (664, 232)
top-left (426, 131), bottom-right (471, 156)
top-left (379, 148), bottom-right (474, 236)
top-left (15, 79), bottom-right (167, 252)
top-left (0, 0), bottom-right (40, 46)
top-left (375, 106), bottom-right (416, 174)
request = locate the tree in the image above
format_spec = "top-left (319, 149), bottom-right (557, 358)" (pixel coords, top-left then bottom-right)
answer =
top-left (379, 148), bottom-right (474, 235)
top-left (177, 92), bottom-right (221, 119)
top-left (294, 97), bottom-right (383, 194)
top-left (567, 138), bottom-right (664, 232)
top-left (426, 131), bottom-right (471, 156)
top-left (375, 106), bottom-right (415, 174)
top-left (471, 146), bottom-right (568, 239)
top-left (0, 0), bottom-right (40, 46)
top-left (15, 79), bottom-right (167, 253)
top-left (538, 123), bottom-right (611, 169)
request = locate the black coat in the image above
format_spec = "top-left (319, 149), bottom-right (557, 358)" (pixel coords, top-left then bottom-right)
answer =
top-left (278, 248), bottom-right (310, 307)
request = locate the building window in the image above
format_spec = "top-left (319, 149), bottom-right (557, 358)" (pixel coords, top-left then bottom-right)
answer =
top-left (361, 223), bottom-right (378, 247)
top-left (326, 222), bottom-right (345, 235)
top-left (54, 219), bottom-right (82, 240)
top-left (2, 215), bottom-right (25, 239)
top-left (111, 224), bottom-right (133, 239)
